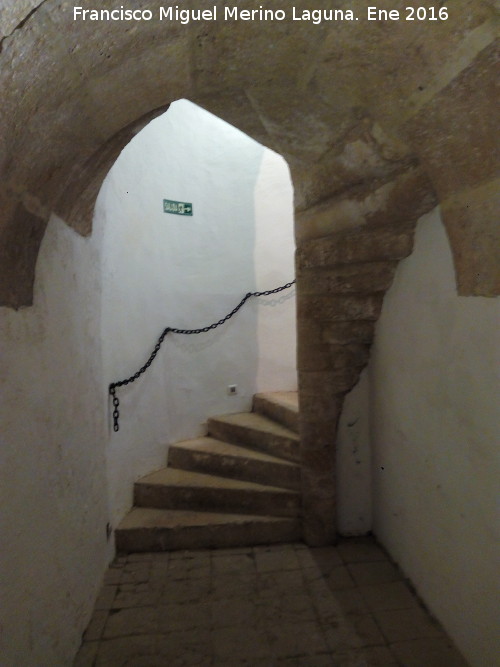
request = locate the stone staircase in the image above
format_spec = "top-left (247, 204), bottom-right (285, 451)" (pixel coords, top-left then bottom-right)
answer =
top-left (115, 392), bottom-right (301, 552)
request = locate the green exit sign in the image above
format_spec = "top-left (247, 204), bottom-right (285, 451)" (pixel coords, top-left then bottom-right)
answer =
top-left (163, 199), bottom-right (193, 216)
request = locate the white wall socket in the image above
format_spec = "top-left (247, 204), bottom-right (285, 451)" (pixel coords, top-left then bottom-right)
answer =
top-left (227, 384), bottom-right (238, 395)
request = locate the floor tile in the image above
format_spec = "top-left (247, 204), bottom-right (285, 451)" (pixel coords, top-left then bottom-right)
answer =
top-left (120, 563), bottom-right (151, 585)
top-left (168, 548), bottom-right (211, 561)
top-left (311, 587), bottom-right (370, 623)
top-left (337, 539), bottom-right (388, 564)
top-left (162, 576), bottom-right (211, 603)
top-left (217, 660), bottom-right (276, 667)
top-left (211, 552), bottom-right (256, 576)
top-left (148, 561), bottom-right (171, 584)
top-left (213, 624), bottom-right (272, 660)
top-left (165, 556), bottom-right (211, 580)
top-left (95, 634), bottom-right (157, 666)
top-left (347, 561), bottom-right (402, 586)
top-left (306, 565), bottom-right (356, 592)
top-left (103, 606), bottom-right (158, 638)
top-left (127, 553), bottom-right (153, 563)
top-left (157, 601), bottom-right (211, 633)
top-left (258, 569), bottom-right (308, 597)
top-left (357, 581), bottom-right (418, 612)
top-left (78, 538), bottom-right (469, 666)
top-left (267, 620), bottom-right (329, 658)
top-left (322, 615), bottom-right (386, 652)
top-left (331, 645), bottom-right (398, 666)
top-left (327, 588), bottom-right (370, 616)
top-left (258, 592), bottom-right (317, 625)
top-left (254, 547), bottom-right (301, 572)
top-left (210, 572), bottom-right (259, 600)
top-left (210, 546), bottom-right (253, 557)
top-left (307, 546), bottom-right (344, 571)
top-left (150, 552), bottom-right (170, 563)
top-left (389, 637), bottom-right (469, 666)
top-left (374, 606), bottom-right (444, 642)
top-left (256, 543), bottom-right (298, 553)
top-left (157, 628), bottom-right (213, 664)
top-left (112, 583), bottom-right (162, 609)
top-left (211, 597), bottom-right (260, 628)
top-left (312, 592), bottom-right (353, 625)
top-left (277, 654), bottom-right (334, 666)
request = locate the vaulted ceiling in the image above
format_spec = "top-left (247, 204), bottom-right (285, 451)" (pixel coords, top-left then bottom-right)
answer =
top-left (1, 0), bottom-right (499, 307)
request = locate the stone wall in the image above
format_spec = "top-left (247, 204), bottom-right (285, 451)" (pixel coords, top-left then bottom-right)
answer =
top-left (295, 165), bottom-right (436, 543)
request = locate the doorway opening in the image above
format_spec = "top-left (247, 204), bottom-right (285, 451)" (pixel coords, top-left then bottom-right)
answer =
top-left (94, 99), bottom-right (297, 524)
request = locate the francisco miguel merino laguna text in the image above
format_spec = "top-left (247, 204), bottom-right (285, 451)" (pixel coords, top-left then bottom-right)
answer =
top-left (73, 5), bottom-right (360, 24)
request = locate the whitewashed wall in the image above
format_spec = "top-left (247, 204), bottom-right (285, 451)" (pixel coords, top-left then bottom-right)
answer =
top-left (254, 149), bottom-right (297, 390)
top-left (0, 217), bottom-right (110, 665)
top-left (95, 100), bottom-right (296, 526)
top-left (337, 369), bottom-right (372, 535)
top-left (369, 208), bottom-right (499, 666)
top-left (0, 100), bottom-right (296, 665)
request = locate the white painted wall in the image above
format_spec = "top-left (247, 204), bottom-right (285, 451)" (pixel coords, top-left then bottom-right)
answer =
top-left (254, 149), bottom-right (297, 390)
top-left (0, 101), bottom-right (295, 665)
top-left (95, 100), bottom-right (296, 525)
top-left (337, 368), bottom-right (372, 535)
top-left (0, 216), bottom-right (110, 665)
top-left (369, 208), bottom-right (499, 666)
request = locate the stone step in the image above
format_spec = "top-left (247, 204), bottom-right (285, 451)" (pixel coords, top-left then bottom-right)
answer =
top-left (134, 467), bottom-right (301, 517)
top-left (208, 412), bottom-right (300, 463)
top-left (253, 391), bottom-right (299, 434)
top-left (168, 436), bottom-right (300, 491)
top-left (115, 508), bottom-right (301, 553)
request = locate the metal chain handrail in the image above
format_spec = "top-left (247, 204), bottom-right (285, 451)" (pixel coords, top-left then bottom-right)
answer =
top-left (109, 280), bottom-right (295, 431)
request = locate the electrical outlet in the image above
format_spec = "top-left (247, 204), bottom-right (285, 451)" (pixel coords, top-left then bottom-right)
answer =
top-left (227, 384), bottom-right (238, 395)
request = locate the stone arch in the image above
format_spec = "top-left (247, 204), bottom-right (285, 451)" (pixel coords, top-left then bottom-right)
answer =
top-left (1, 1), bottom-right (498, 309)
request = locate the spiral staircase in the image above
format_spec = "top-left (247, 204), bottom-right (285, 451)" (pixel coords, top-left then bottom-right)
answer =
top-left (115, 392), bottom-right (302, 552)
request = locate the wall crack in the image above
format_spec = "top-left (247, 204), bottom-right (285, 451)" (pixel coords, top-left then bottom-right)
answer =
top-left (0, 0), bottom-right (49, 54)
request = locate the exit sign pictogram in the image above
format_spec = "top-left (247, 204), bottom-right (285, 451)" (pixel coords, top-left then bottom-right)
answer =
top-left (163, 199), bottom-right (193, 216)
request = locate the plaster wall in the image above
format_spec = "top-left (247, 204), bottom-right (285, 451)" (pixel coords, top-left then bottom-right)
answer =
top-left (254, 149), bottom-right (297, 390)
top-left (337, 369), bottom-right (372, 535)
top-left (0, 216), bottom-right (110, 665)
top-left (95, 100), bottom-right (296, 525)
top-left (369, 208), bottom-right (499, 666)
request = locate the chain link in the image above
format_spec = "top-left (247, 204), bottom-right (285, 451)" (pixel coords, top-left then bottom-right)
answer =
top-left (109, 280), bottom-right (295, 431)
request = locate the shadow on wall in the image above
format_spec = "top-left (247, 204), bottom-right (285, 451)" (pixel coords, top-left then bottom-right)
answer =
top-left (93, 99), bottom-right (297, 524)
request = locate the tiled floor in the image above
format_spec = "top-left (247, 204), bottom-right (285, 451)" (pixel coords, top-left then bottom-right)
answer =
top-left (75, 538), bottom-right (468, 666)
